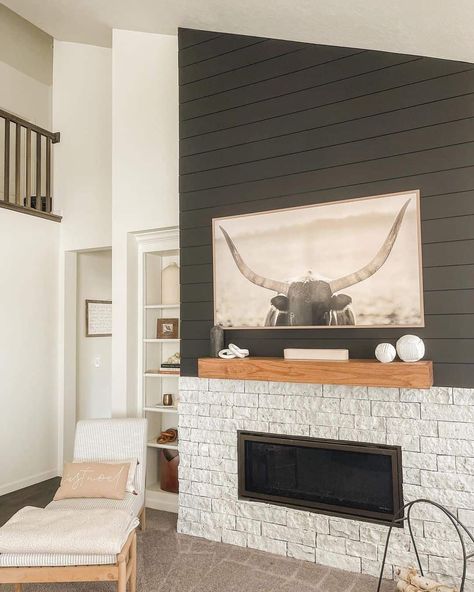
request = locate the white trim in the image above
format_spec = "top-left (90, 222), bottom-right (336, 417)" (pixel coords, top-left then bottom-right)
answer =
top-left (135, 227), bottom-right (179, 418)
top-left (57, 250), bottom-right (78, 470)
top-left (134, 227), bottom-right (179, 250)
top-left (135, 227), bottom-right (180, 514)
top-left (144, 303), bottom-right (180, 309)
top-left (145, 485), bottom-right (178, 513)
top-left (0, 469), bottom-right (58, 497)
top-left (143, 406), bottom-right (178, 413)
top-left (147, 441), bottom-right (179, 450)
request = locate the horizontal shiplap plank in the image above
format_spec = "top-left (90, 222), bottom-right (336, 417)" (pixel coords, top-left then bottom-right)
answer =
top-left (424, 290), bottom-right (474, 314)
top-left (179, 34), bottom-right (265, 68)
top-left (423, 240), bottom-right (474, 267)
top-left (180, 119), bottom-right (474, 192)
top-left (180, 170), bottom-right (474, 230)
top-left (423, 215), bottom-right (474, 243)
top-left (433, 364), bottom-right (474, 388)
top-left (181, 358), bottom-right (199, 376)
top-left (180, 59), bottom-right (471, 137)
top-left (182, 315), bottom-right (474, 340)
top-left (180, 69), bottom-right (474, 156)
top-left (180, 244), bottom-right (212, 266)
top-left (180, 264), bottom-right (213, 284)
top-left (180, 226), bottom-right (211, 248)
top-left (181, 48), bottom-right (368, 117)
top-left (181, 301), bottom-right (214, 321)
top-left (180, 39), bottom-right (312, 87)
top-left (178, 29), bottom-right (222, 50)
top-left (179, 285), bottom-right (474, 317)
top-left (181, 94), bottom-right (474, 174)
top-left (182, 320), bottom-right (214, 340)
top-left (422, 191), bottom-right (474, 220)
top-left (179, 39), bottom-right (356, 103)
top-left (424, 265), bottom-right (474, 290)
top-left (180, 282), bottom-right (213, 302)
top-left (181, 144), bottom-right (474, 210)
top-left (181, 339), bottom-right (212, 360)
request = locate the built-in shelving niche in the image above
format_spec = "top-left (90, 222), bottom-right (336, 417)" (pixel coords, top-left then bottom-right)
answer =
top-left (137, 228), bottom-right (180, 513)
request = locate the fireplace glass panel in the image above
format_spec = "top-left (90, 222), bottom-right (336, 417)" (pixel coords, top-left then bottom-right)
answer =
top-left (239, 432), bottom-right (403, 525)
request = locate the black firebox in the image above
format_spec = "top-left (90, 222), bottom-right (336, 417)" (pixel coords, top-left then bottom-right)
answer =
top-left (238, 431), bottom-right (403, 526)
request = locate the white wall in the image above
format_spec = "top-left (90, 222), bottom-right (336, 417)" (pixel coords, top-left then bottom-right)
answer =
top-left (76, 249), bottom-right (112, 421)
top-left (111, 30), bottom-right (178, 416)
top-left (0, 6), bottom-right (60, 494)
top-left (52, 40), bottom-right (113, 462)
top-left (0, 210), bottom-right (59, 495)
top-left (0, 3), bottom-right (52, 128)
top-left (0, 60), bottom-right (51, 128)
top-left (53, 41), bottom-right (112, 250)
top-left (0, 5), bottom-right (52, 201)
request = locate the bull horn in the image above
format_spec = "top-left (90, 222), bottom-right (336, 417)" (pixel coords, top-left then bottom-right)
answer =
top-left (328, 199), bottom-right (411, 293)
top-left (219, 226), bottom-right (289, 294)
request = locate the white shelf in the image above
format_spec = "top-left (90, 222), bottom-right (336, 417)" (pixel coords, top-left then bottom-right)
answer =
top-left (137, 230), bottom-right (180, 515)
top-left (144, 338), bottom-right (180, 343)
top-left (144, 406), bottom-right (178, 413)
top-left (147, 440), bottom-right (178, 450)
top-left (144, 372), bottom-right (180, 378)
top-left (145, 483), bottom-right (178, 513)
top-left (144, 303), bottom-right (180, 309)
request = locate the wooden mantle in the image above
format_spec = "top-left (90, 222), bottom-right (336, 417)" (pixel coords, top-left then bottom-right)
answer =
top-left (198, 357), bottom-right (433, 388)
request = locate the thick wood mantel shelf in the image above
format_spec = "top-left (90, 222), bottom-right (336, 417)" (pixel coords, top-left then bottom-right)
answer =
top-left (198, 357), bottom-right (433, 389)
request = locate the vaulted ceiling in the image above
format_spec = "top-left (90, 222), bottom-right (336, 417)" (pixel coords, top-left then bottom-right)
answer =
top-left (3, 0), bottom-right (474, 63)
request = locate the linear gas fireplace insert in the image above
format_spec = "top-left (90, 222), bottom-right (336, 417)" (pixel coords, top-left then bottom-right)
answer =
top-left (238, 431), bottom-right (403, 526)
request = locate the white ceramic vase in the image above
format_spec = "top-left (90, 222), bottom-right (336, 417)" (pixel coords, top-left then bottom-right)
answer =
top-left (375, 343), bottom-right (396, 363)
top-left (161, 262), bottom-right (180, 304)
top-left (396, 335), bottom-right (425, 362)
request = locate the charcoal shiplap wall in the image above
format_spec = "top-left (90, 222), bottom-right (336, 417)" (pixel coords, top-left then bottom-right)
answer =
top-left (178, 28), bottom-right (474, 387)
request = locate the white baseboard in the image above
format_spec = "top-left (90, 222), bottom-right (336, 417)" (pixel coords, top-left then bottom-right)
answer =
top-left (0, 469), bottom-right (59, 497)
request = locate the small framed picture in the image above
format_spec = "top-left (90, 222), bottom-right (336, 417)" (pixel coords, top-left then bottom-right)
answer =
top-left (157, 318), bottom-right (179, 339)
top-left (86, 299), bottom-right (112, 337)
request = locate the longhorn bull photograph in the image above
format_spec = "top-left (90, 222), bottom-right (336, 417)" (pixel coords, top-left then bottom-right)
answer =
top-left (212, 190), bottom-right (424, 328)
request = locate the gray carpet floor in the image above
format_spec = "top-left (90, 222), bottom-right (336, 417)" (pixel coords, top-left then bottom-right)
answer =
top-left (2, 509), bottom-right (393, 592)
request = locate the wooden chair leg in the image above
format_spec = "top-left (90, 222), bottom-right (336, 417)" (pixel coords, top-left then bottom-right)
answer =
top-left (15, 585), bottom-right (22, 592)
top-left (130, 533), bottom-right (137, 592)
top-left (139, 507), bottom-right (146, 531)
top-left (117, 559), bottom-right (126, 592)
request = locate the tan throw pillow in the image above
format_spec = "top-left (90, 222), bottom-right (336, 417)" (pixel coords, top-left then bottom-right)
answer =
top-left (73, 458), bottom-right (139, 494)
top-left (54, 462), bottom-right (130, 500)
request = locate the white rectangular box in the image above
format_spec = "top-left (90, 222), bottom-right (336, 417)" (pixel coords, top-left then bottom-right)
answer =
top-left (283, 348), bottom-right (349, 361)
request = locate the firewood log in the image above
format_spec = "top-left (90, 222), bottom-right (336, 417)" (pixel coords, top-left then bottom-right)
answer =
top-left (409, 575), bottom-right (458, 592)
top-left (396, 580), bottom-right (421, 592)
top-left (396, 567), bottom-right (418, 582)
top-left (395, 566), bottom-right (458, 592)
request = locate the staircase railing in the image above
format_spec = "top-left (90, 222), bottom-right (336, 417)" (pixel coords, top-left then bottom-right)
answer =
top-left (1, 108), bottom-right (61, 222)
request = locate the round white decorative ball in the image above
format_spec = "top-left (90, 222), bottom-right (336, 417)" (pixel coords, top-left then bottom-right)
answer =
top-left (396, 334), bottom-right (425, 362)
top-left (375, 343), bottom-right (396, 363)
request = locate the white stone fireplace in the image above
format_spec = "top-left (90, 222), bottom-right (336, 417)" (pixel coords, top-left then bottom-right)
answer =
top-left (177, 377), bottom-right (474, 587)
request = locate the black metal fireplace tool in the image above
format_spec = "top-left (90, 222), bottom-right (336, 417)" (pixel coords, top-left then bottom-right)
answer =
top-left (376, 498), bottom-right (474, 592)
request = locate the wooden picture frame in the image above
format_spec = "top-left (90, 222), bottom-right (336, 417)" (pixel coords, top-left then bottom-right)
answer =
top-left (212, 190), bottom-right (424, 329)
top-left (86, 299), bottom-right (112, 337)
top-left (157, 318), bottom-right (179, 339)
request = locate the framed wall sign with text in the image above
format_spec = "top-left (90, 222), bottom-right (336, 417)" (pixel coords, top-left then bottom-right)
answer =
top-left (86, 299), bottom-right (112, 337)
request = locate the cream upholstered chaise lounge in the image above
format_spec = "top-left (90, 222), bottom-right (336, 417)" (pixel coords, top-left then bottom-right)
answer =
top-left (0, 418), bottom-right (147, 591)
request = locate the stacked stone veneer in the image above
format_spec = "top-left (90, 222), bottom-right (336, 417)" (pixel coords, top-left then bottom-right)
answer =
top-left (177, 377), bottom-right (474, 587)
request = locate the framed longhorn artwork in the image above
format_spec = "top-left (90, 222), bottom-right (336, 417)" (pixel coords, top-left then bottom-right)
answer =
top-left (212, 190), bottom-right (424, 329)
